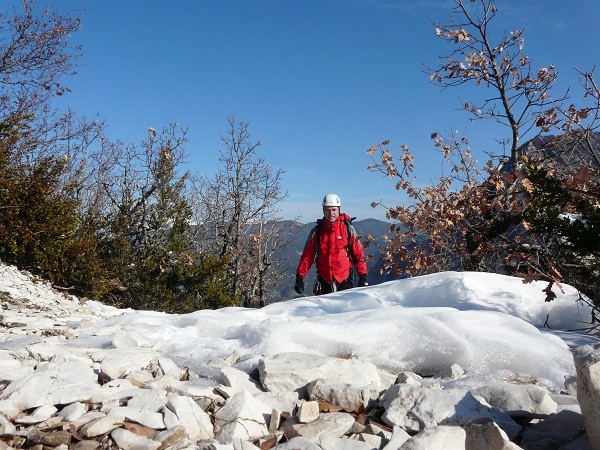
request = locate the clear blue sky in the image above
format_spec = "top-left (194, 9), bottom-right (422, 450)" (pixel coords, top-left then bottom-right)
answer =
top-left (35, 1), bottom-right (600, 222)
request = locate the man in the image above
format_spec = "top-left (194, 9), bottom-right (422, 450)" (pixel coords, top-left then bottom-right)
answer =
top-left (295, 194), bottom-right (368, 295)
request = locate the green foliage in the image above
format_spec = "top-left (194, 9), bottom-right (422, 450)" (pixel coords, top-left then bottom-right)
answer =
top-left (0, 113), bottom-right (109, 296)
top-left (0, 115), bottom-right (74, 271)
top-left (118, 252), bottom-right (235, 313)
top-left (0, 2), bottom-right (237, 313)
top-left (93, 133), bottom-right (235, 313)
top-left (521, 161), bottom-right (570, 232)
top-left (57, 212), bottom-right (111, 298)
top-left (0, 113), bottom-right (234, 313)
top-left (521, 158), bottom-right (600, 306)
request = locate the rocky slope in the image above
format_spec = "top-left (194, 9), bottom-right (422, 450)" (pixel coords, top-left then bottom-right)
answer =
top-left (0, 264), bottom-right (599, 449)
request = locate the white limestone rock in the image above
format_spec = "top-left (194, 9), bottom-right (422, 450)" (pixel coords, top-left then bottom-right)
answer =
top-left (126, 388), bottom-right (168, 412)
top-left (0, 356), bottom-right (33, 382)
top-left (18, 316), bottom-right (58, 330)
top-left (573, 344), bottom-right (600, 450)
top-left (297, 400), bottom-right (320, 423)
top-left (269, 408), bottom-right (282, 433)
top-left (364, 422), bottom-right (391, 440)
top-left (226, 350), bottom-right (244, 365)
top-left (79, 415), bottom-right (125, 437)
top-left (465, 421), bottom-right (522, 450)
top-left (399, 425), bottom-right (466, 449)
top-left (167, 394), bottom-right (214, 441)
top-left (110, 427), bottom-right (161, 450)
top-left (281, 412), bottom-right (356, 443)
top-left (126, 369), bottom-right (155, 388)
top-left (436, 362), bottom-right (465, 380)
top-left (107, 406), bottom-right (165, 429)
top-left (70, 410), bottom-right (107, 429)
top-left (358, 432), bottom-right (384, 449)
top-left (91, 323), bottom-right (123, 337)
top-left (157, 376), bottom-right (224, 410)
top-left (154, 356), bottom-right (187, 379)
top-left (272, 436), bottom-right (322, 449)
top-left (259, 352), bottom-right (381, 397)
top-left (254, 391), bottom-right (298, 418)
top-left (94, 348), bottom-right (160, 380)
top-left (14, 404), bottom-right (57, 424)
top-left (154, 425), bottom-right (191, 449)
top-left (58, 402), bottom-right (87, 421)
top-left (319, 434), bottom-right (376, 450)
top-left (220, 365), bottom-right (263, 395)
top-left (112, 329), bottom-right (153, 349)
top-left (377, 368), bottom-right (398, 393)
top-left (148, 373), bottom-right (186, 391)
top-left (471, 382), bottom-right (558, 418)
top-left (24, 342), bottom-right (84, 362)
top-left (381, 384), bottom-right (521, 439)
top-left (232, 437), bottom-right (262, 449)
top-left (0, 262), bottom-right (594, 450)
top-left (0, 414), bottom-right (17, 436)
top-left (160, 404), bottom-right (181, 430)
top-left (93, 381), bottom-right (142, 405)
top-left (308, 378), bottom-right (374, 411)
top-left (0, 359), bottom-right (97, 410)
top-left (214, 390), bottom-right (270, 444)
top-left (0, 335), bottom-right (43, 351)
top-left (381, 425), bottom-right (411, 450)
top-left (395, 371), bottom-right (423, 386)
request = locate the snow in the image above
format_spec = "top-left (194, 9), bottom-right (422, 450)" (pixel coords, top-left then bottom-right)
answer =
top-left (1, 265), bottom-right (598, 393)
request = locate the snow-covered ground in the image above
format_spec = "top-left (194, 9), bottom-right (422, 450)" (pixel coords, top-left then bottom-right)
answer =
top-left (1, 264), bottom-right (597, 393)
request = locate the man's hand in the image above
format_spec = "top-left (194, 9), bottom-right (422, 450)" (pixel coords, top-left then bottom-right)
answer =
top-left (294, 274), bottom-right (305, 294)
top-left (358, 275), bottom-right (368, 287)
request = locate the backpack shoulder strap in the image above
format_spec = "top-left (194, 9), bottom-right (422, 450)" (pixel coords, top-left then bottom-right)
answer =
top-left (313, 219), bottom-right (324, 259)
top-left (345, 218), bottom-right (357, 262)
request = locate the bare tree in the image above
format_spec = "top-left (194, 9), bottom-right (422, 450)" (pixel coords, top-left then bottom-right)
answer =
top-left (0, 0), bottom-right (105, 195)
top-left (197, 116), bottom-right (290, 306)
top-left (90, 124), bottom-right (191, 259)
top-left (368, 0), bottom-right (600, 316)
top-left (0, 1), bottom-right (109, 290)
top-left (0, 0), bottom-right (82, 115)
top-left (426, 0), bottom-right (565, 159)
top-left (0, 1), bottom-right (235, 311)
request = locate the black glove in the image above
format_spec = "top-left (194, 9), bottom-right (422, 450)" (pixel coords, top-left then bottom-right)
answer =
top-left (358, 275), bottom-right (369, 287)
top-left (294, 274), bottom-right (305, 294)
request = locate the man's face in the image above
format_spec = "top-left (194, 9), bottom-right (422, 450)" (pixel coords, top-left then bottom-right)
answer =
top-left (323, 206), bottom-right (340, 223)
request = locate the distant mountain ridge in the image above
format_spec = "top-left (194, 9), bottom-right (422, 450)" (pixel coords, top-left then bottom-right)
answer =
top-left (503, 131), bottom-right (600, 172)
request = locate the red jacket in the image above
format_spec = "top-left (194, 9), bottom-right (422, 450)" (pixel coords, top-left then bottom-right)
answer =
top-left (296, 213), bottom-right (368, 284)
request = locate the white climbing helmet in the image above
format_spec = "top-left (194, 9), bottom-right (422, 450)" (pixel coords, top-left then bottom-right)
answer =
top-left (322, 193), bottom-right (341, 207)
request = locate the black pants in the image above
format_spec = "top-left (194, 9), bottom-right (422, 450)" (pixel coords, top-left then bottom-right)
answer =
top-left (315, 275), bottom-right (353, 295)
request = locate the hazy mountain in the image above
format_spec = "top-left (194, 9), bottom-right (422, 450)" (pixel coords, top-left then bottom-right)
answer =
top-left (503, 131), bottom-right (600, 172)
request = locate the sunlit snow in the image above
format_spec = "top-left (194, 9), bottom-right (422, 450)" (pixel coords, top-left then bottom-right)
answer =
top-left (29, 270), bottom-right (595, 393)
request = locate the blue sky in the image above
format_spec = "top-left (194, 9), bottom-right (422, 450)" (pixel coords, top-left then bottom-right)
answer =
top-left (37, 1), bottom-right (600, 221)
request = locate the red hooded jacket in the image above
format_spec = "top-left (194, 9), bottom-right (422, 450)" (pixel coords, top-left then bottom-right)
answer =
top-left (296, 213), bottom-right (368, 284)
